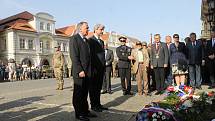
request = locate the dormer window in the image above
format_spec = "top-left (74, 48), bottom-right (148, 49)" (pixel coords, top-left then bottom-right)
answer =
top-left (47, 23), bottom-right (51, 31)
top-left (40, 22), bottom-right (44, 30)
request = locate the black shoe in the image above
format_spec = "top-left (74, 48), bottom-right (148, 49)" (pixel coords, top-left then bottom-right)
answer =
top-left (144, 93), bottom-right (151, 96)
top-left (87, 112), bottom-right (97, 118)
top-left (196, 86), bottom-right (202, 90)
top-left (123, 91), bottom-right (127, 95)
top-left (99, 105), bottom-right (108, 110)
top-left (76, 115), bottom-right (90, 121)
top-left (101, 90), bottom-right (107, 94)
top-left (155, 91), bottom-right (160, 95)
top-left (91, 107), bottom-right (102, 112)
top-left (208, 86), bottom-right (214, 89)
top-left (108, 91), bottom-right (113, 94)
top-left (126, 92), bottom-right (133, 95)
top-left (107, 90), bottom-right (112, 94)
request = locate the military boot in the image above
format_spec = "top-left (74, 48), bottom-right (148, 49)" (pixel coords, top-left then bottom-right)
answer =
top-left (56, 83), bottom-right (60, 90)
top-left (59, 83), bottom-right (64, 90)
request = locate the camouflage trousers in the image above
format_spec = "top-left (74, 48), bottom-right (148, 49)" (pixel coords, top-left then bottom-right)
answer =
top-left (54, 68), bottom-right (64, 85)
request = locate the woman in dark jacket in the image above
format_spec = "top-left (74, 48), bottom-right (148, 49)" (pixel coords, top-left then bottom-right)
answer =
top-left (169, 34), bottom-right (188, 88)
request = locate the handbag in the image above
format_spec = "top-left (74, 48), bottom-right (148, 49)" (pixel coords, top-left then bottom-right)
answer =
top-left (177, 58), bottom-right (188, 71)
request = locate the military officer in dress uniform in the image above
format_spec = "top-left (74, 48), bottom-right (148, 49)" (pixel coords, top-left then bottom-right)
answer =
top-left (116, 36), bottom-right (133, 95)
top-left (52, 45), bottom-right (65, 90)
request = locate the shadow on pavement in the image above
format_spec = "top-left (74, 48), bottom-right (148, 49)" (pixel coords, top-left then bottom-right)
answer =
top-left (111, 82), bottom-right (138, 95)
top-left (0, 82), bottom-right (139, 121)
top-left (104, 94), bottom-right (134, 108)
top-left (0, 95), bottom-right (73, 121)
top-left (0, 95), bottom-right (52, 112)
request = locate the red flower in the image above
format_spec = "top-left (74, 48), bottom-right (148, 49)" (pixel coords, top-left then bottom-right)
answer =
top-left (184, 86), bottom-right (191, 92)
top-left (167, 86), bottom-right (174, 92)
top-left (208, 92), bottom-right (214, 97)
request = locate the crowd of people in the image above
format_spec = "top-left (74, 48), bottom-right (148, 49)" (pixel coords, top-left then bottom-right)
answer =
top-left (0, 20), bottom-right (214, 121)
top-left (69, 21), bottom-right (215, 121)
top-left (0, 63), bottom-right (41, 81)
top-left (0, 62), bottom-right (70, 82)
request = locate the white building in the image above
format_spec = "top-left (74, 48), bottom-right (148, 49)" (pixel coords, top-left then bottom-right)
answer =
top-left (0, 11), bottom-right (71, 68)
top-left (0, 11), bottom-right (140, 70)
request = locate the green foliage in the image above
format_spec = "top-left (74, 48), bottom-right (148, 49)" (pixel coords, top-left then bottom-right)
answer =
top-left (159, 93), bottom-right (180, 110)
top-left (157, 92), bottom-right (215, 121)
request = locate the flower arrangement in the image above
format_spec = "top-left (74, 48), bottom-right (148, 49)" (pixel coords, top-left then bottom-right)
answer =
top-left (136, 85), bottom-right (215, 121)
top-left (136, 106), bottom-right (177, 121)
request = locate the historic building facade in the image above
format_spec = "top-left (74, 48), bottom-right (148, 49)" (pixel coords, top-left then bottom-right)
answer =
top-left (0, 11), bottom-right (139, 71)
top-left (0, 11), bottom-right (70, 67)
top-left (201, 0), bottom-right (215, 39)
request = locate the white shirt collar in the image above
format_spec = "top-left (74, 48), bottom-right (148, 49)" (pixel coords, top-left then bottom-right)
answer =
top-left (94, 34), bottom-right (99, 40)
top-left (79, 33), bottom-right (85, 39)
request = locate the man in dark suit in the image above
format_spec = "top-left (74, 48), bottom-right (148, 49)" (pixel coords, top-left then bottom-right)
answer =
top-left (165, 35), bottom-right (173, 86)
top-left (206, 30), bottom-right (215, 89)
top-left (116, 36), bottom-right (133, 95)
top-left (70, 22), bottom-right (96, 121)
top-left (150, 34), bottom-right (169, 95)
top-left (186, 32), bottom-right (204, 89)
top-left (87, 24), bottom-right (108, 112)
top-left (102, 43), bottom-right (114, 94)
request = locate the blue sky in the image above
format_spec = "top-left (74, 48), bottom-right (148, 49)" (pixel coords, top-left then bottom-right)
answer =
top-left (0, 0), bottom-right (202, 42)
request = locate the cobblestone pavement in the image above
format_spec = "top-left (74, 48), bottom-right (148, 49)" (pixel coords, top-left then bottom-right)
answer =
top-left (0, 78), bottom-right (213, 121)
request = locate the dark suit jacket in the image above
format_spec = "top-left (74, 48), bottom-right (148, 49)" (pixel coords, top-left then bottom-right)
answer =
top-left (87, 35), bottom-right (105, 76)
top-left (186, 40), bottom-right (203, 65)
top-left (105, 49), bottom-right (114, 67)
top-left (69, 34), bottom-right (91, 84)
top-left (206, 39), bottom-right (215, 62)
top-left (116, 45), bottom-right (132, 69)
top-left (169, 42), bottom-right (187, 65)
top-left (150, 42), bottom-right (169, 67)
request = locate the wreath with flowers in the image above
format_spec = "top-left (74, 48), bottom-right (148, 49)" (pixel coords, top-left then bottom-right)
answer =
top-left (136, 85), bottom-right (215, 121)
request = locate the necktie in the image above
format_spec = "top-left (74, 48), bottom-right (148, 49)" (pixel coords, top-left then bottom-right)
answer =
top-left (213, 39), bottom-right (215, 47)
top-left (156, 43), bottom-right (159, 51)
top-left (83, 37), bottom-right (87, 42)
top-left (192, 42), bottom-right (195, 47)
top-left (105, 49), bottom-right (107, 59)
top-left (98, 39), bottom-right (102, 45)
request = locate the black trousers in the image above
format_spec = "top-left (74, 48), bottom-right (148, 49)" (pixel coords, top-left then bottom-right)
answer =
top-left (119, 68), bottom-right (131, 92)
top-left (89, 69), bottom-right (104, 108)
top-left (73, 77), bottom-right (89, 117)
top-left (153, 67), bottom-right (165, 91)
top-left (102, 66), bottom-right (112, 91)
top-left (208, 60), bottom-right (215, 85)
top-left (147, 67), bottom-right (156, 91)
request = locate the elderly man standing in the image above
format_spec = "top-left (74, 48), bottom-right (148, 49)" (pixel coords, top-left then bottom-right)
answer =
top-left (206, 30), bottom-right (215, 89)
top-left (88, 24), bottom-right (108, 112)
top-left (52, 45), bottom-right (64, 90)
top-left (186, 33), bottom-right (203, 89)
top-left (70, 22), bottom-right (96, 121)
top-left (131, 42), bottom-right (150, 96)
top-left (165, 35), bottom-right (173, 86)
top-left (150, 34), bottom-right (169, 95)
top-left (101, 42), bottom-right (114, 94)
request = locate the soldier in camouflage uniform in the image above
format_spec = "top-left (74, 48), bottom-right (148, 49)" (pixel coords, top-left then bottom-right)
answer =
top-left (52, 46), bottom-right (65, 90)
